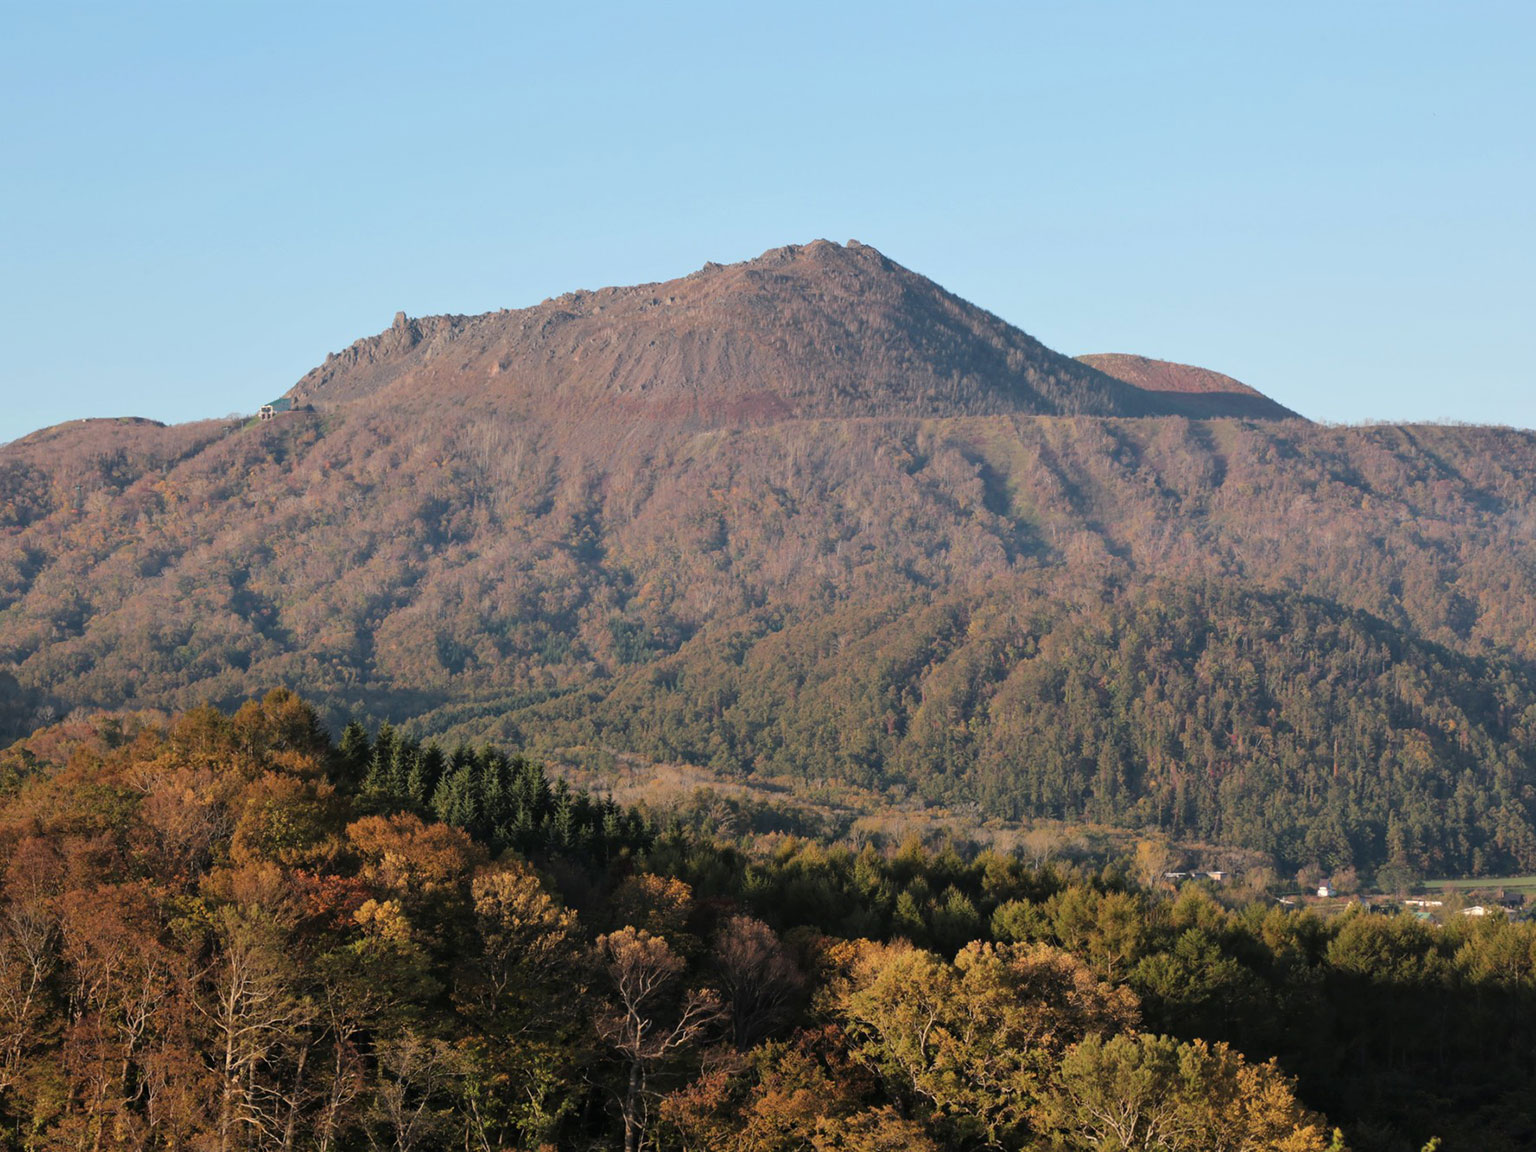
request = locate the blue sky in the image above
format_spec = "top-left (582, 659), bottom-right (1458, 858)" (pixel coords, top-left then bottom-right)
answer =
top-left (2, 2), bottom-right (1532, 442)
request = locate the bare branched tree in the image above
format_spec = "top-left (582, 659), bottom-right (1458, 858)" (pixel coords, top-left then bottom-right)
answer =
top-left (197, 905), bottom-right (314, 1152)
top-left (0, 839), bottom-right (60, 1103)
top-left (366, 1034), bottom-right (461, 1152)
top-left (595, 927), bottom-right (722, 1152)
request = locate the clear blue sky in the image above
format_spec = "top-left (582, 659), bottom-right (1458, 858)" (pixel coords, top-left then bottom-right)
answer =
top-left (3, 2), bottom-right (1532, 443)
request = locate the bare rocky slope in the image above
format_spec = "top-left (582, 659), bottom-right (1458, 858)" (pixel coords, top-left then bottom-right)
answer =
top-left (284, 241), bottom-right (1300, 424)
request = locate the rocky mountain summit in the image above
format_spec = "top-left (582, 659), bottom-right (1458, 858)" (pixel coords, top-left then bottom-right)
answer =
top-left (287, 241), bottom-right (1301, 425)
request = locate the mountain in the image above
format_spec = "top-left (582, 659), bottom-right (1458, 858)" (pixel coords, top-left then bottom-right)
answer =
top-left (1076, 353), bottom-right (1302, 420)
top-left (283, 241), bottom-right (1299, 424)
top-left (4, 241), bottom-right (1535, 875)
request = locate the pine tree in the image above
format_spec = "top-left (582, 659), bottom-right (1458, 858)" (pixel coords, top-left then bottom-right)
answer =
top-left (432, 765), bottom-right (479, 832)
top-left (337, 720), bottom-right (371, 787)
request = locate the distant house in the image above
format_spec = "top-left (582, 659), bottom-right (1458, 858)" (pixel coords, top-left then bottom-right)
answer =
top-left (1461, 905), bottom-right (1489, 917)
top-left (258, 397), bottom-right (295, 422)
top-left (1205, 870), bottom-right (1229, 883)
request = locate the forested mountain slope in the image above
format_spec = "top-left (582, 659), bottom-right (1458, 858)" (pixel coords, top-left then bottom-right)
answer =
top-left (3, 243), bottom-right (1535, 874)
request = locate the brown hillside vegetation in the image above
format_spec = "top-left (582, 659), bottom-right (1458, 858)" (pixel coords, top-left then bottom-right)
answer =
top-left (3, 242), bottom-right (1535, 876)
top-left (1077, 353), bottom-right (1302, 420)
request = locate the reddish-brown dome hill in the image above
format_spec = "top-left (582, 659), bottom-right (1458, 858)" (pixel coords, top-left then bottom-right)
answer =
top-left (285, 242), bottom-right (1300, 425)
top-left (1076, 353), bottom-right (1301, 421)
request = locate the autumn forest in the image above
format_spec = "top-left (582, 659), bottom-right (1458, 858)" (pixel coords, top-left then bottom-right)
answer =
top-left (8, 690), bottom-right (1536, 1151)
top-left (6, 241), bottom-right (1536, 1148)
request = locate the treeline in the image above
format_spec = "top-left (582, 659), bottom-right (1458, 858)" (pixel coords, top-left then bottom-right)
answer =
top-left (523, 581), bottom-right (1536, 876)
top-left (6, 694), bottom-right (1536, 1149)
top-left (344, 722), bottom-right (650, 860)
